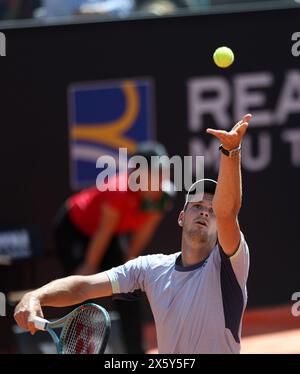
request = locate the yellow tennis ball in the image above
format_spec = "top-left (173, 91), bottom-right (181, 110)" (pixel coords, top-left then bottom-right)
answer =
top-left (213, 46), bottom-right (234, 68)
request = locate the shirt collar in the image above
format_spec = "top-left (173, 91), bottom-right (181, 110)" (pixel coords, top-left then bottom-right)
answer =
top-left (175, 254), bottom-right (208, 272)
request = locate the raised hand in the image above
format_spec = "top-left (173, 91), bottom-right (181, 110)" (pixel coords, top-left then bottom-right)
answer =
top-left (206, 114), bottom-right (252, 150)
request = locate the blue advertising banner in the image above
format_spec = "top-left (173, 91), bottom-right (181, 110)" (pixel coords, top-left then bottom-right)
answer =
top-left (68, 79), bottom-right (154, 189)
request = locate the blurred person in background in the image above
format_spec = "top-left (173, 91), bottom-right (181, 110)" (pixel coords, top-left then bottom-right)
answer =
top-left (53, 141), bottom-right (175, 353)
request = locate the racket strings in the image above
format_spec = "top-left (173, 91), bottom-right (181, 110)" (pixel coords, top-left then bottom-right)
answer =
top-left (61, 306), bottom-right (107, 354)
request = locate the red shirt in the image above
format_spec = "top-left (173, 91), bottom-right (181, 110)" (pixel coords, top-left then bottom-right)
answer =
top-left (68, 173), bottom-right (153, 237)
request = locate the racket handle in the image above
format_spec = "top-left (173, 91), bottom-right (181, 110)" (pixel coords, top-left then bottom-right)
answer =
top-left (31, 316), bottom-right (49, 330)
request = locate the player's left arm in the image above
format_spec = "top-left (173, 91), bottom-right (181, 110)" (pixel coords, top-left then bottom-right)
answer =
top-left (206, 114), bottom-right (252, 256)
top-left (126, 212), bottom-right (162, 261)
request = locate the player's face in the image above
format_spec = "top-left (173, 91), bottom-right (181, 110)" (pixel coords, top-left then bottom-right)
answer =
top-left (180, 193), bottom-right (217, 239)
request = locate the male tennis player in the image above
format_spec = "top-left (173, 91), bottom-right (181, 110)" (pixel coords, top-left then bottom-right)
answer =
top-left (15, 114), bottom-right (251, 354)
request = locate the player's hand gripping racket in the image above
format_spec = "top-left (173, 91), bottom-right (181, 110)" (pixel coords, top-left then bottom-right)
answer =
top-left (31, 303), bottom-right (111, 354)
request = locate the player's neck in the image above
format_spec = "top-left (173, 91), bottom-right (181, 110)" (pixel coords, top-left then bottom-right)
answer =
top-left (180, 237), bottom-right (212, 267)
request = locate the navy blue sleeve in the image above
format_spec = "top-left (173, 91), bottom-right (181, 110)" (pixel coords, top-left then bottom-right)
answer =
top-left (218, 235), bottom-right (249, 343)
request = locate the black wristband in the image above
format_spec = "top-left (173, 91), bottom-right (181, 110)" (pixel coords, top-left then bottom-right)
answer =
top-left (219, 144), bottom-right (241, 157)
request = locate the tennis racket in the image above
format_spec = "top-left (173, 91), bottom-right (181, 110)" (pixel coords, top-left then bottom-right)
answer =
top-left (31, 303), bottom-right (111, 354)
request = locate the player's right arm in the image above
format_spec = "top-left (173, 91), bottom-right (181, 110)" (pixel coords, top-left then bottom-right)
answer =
top-left (14, 272), bottom-right (112, 334)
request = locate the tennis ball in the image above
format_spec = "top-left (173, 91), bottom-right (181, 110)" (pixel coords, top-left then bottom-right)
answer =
top-left (213, 46), bottom-right (234, 68)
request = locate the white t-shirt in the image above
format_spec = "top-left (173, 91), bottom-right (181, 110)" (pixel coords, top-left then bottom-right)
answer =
top-left (106, 233), bottom-right (249, 354)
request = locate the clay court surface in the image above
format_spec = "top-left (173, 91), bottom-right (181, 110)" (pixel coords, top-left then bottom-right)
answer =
top-left (241, 305), bottom-right (300, 354)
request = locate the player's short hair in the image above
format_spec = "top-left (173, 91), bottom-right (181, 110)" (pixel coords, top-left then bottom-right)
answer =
top-left (183, 179), bottom-right (217, 211)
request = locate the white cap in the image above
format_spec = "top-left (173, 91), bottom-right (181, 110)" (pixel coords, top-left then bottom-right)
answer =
top-left (183, 178), bottom-right (217, 210)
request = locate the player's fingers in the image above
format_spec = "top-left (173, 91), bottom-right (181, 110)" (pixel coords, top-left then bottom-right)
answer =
top-left (232, 120), bottom-right (242, 131)
top-left (206, 128), bottom-right (228, 140)
top-left (28, 324), bottom-right (37, 335)
top-left (233, 114), bottom-right (251, 130)
top-left (14, 310), bottom-right (30, 330)
top-left (236, 122), bottom-right (249, 136)
top-left (14, 312), bottom-right (25, 329)
top-left (243, 113), bottom-right (252, 123)
top-left (28, 314), bottom-right (38, 335)
top-left (236, 122), bottom-right (249, 137)
top-left (206, 129), bottom-right (227, 135)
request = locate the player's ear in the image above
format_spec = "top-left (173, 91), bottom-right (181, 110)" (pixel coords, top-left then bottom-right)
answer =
top-left (178, 211), bottom-right (184, 227)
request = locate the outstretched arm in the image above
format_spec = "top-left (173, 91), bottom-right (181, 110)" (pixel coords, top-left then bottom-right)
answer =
top-left (14, 272), bottom-right (112, 335)
top-left (206, 114), bottom-right (252, 256)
